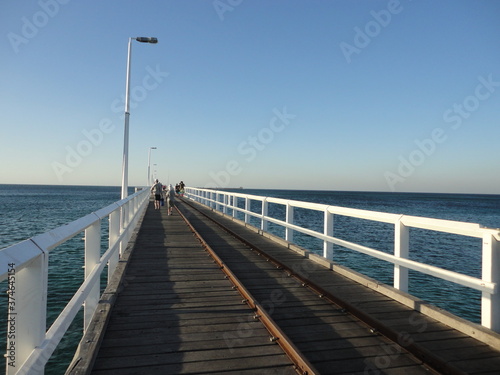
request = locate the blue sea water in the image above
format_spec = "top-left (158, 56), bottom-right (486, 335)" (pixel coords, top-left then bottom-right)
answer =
top-left (1, 185), bottom-right (499, 373)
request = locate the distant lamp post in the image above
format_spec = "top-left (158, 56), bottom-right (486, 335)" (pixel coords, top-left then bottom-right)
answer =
top-left (147, 147), bottom-right (157, 186)
top-left (121, 36), bottom-right (158, 199)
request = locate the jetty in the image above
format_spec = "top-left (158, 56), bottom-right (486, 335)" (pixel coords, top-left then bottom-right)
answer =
top-left (2, 187), bottom-right (500, 374)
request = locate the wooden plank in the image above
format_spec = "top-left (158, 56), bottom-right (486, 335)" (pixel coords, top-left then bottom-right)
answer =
top-left (421, 336), bottom-right (489, 350)
top-left (97, 335), bottom-right (278, 357)
top-left (284, 322), bottom-right (373, 339)
top-left (93, 345), bottom-right (289, 370)
top-left (97, 320), bottom-right (268, 341)
top-left (92, 355), bottom-right (295, 375)
top-left (314, 356), bottom-right (431, 375)
top-left (276, 314), bottom-right (358, 328)
top-left (96, 332), bottom-right (275, 354)
top-left (446, 356), bottom-right (500, 374)
top-left (297, 335), bottom-right (390, 352)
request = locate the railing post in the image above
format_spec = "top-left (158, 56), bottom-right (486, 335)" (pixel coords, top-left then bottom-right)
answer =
top-left (261, 198), bottom-right (269, 232)
top-left (394, 218), bottom-right (409, 292)
top-left (481, 232), bottom-right (500, 331)
top-left (323, 208), bottom-right (333, 260)
top-left (286, 202), bottom-right (294, 243)
top-left (84, 221), bottom-right (101, 332)
top-left (232, 195), bottom-right (237, 218)
top-left (132, 196), bottom-right (140, 226)
top-left (228, 194), bottom-right (233, 216)
top-left (245, 197), bottom-right (250, 224)
top-left (108, 209), bottom-right (120, 280)
top-left (223, 193), bottom-right (228, 215)
top-left (125, 199), bottom-right (133, 245)
top-left (119, 204), bottom-right (128, 256)
top-left (133, 195), bottom-right (138, 214)
top-left (6, 252), bottom-right (48, 375)
top-left (128, 197), bottom-right (135, 226)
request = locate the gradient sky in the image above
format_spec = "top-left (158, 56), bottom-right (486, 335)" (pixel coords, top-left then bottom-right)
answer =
top-left (1, 0), bottom-right (499, 193)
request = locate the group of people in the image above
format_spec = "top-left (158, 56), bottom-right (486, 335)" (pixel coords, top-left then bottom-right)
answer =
top-left (150, 179), bottom-right (186, 215)
top-left (175, 181), bottom-right (185, 196)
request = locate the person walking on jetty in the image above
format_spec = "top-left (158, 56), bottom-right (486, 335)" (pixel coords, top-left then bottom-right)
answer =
top-left (151, 179), bottom-right (163, 210)
top-left (166, 184), bottom-right (175, 215)
top-left (179, 180), bottom-right (185, 197)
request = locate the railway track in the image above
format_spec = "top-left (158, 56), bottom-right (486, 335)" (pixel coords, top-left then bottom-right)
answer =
top-left (175, 198), bottom-right (443, 375)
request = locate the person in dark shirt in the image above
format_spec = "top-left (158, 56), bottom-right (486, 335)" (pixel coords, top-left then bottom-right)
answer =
top-left (151, 179), bottom-right (163, 210)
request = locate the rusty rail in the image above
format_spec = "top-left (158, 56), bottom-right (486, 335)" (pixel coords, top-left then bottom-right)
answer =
top-left (174, 204), bottom-right (319, 375)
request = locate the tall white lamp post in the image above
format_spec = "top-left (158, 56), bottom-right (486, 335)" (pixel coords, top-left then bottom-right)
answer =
top-left (147, 146), bottom-right (157, 186)
top-left (121, 37), bottom-right (158, 199)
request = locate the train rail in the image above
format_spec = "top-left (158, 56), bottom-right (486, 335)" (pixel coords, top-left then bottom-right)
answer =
top-left (175, 198), bottom-right (443, 375)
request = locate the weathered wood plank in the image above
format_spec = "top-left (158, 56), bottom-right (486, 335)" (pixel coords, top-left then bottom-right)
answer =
top-left (93, 345), bottom-right (289, 370)
top-left (92, 355), bottom-right (295, 375)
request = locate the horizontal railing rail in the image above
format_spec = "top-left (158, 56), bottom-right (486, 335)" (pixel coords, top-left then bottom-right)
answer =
top-left (185, 187), bottom-right (500, 333)
top-left (1, 187), bottom-right (150, 375)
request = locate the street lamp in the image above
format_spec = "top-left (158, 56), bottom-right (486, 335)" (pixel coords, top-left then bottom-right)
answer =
top-left (147, 146), bottom-right (157, 186)
top-left (121, 36), bottom-right (158, 199)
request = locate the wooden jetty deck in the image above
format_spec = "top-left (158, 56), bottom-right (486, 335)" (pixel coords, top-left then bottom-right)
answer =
top-left (68, 198), bottom-right (500, 375)
top-left (77, 203), bottom-right (296, 375)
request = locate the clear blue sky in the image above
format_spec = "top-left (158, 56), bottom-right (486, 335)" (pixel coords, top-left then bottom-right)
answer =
top-left (1, 0), bottom-right (499, 193)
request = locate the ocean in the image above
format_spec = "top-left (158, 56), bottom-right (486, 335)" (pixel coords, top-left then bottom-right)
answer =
top-left (1, 185), bottom-right (499, 373)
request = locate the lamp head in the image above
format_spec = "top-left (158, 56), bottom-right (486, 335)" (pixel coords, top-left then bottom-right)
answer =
top-left (135, 37), bottom-right (158, 44)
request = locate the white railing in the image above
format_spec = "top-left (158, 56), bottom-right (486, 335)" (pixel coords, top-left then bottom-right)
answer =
top-left (0, 187), bottom-right (150, 375)
top-left (185, 187), bottom-right (500, 332)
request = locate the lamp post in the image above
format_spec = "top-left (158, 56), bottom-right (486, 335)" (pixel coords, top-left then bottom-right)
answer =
top-left (121, 37), bottom-right (158, 199)
top-left (147, 146), bottom-right (157, 186)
